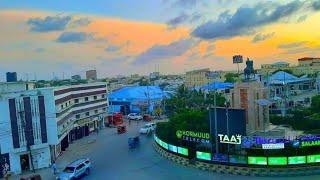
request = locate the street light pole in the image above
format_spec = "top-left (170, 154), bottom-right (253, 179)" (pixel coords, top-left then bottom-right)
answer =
top-left (214, 84), bottom-right (218, 154)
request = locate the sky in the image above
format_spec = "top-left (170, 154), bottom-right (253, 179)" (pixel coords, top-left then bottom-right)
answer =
top-left (1, 0), bottom-right (320, 80)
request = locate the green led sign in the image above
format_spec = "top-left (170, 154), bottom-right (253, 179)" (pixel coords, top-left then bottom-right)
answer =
top-left (248, 156), bottom-right (267, 165)
top-left (268, 157), bottom-right (287, 166)
top-left (301, 140), bottom-right (320, 147)
top-left (288, 156), bottom-right (306, 165)
top-left (168, 144), bottom-right (178, 153)
top-left (196, 151), bottom-right (211, 161)
top-left (177, 147), bottom-right (188, 156)
top-left (307, 154), bottom-right (320, 163)
top-left (176, 130), bottom-right (210, 144)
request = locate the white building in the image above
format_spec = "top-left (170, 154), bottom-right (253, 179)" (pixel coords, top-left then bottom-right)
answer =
top-left (0, 82), bottom-right (108, 174)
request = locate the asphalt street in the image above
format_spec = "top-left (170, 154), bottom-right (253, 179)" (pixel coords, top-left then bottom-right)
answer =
top-left (13, 120), bottom-right (320, 180)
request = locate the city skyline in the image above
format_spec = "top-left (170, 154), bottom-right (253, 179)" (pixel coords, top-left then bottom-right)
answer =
top-left (1, 0), bottom-right (320, 80)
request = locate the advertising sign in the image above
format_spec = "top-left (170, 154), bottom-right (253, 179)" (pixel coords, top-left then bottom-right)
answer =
top-left (196, 151), bottom-right (211, 161)
top-left (176, 130), bottom-right (210, 144)
top-left (262, 143), bottom-right (284, 149)
top-left (177, 147), bottom-right (188, 156)
top-left (288, 156), bottom-right (306, 165)
top-left (218, 134), bottom-right (242, 145)
top-left (229, 155), bottom-right (247, 164)
top-left (268, 157), bottom-right (287, 165)
top-left (307, 154), bottom-right (320, 163)
top-left (301, 140), bottom-right (320, 147)
top-left (233, 55), bottom-right (243, 64)
top-left (168, 144), bottom-right (178, 153)
top-left (248, 156), bottom-right (267, 165)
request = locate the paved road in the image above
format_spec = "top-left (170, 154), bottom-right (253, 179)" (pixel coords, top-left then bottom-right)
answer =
top-left (13, 120), bottom-right (320, 180)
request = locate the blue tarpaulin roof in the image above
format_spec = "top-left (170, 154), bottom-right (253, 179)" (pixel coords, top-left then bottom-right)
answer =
top-left (109, 86), bottom-right (166, 102)
top-left (195, 82), bottom-right (234, 91)
top-left (269, 71), bottom-right (310, 85)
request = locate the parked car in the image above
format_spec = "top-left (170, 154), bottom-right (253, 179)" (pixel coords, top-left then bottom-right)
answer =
top-left (57, 158), bottom-right (91, 180)
top-left (127, 113), bottom-right (143, 121)
top-left (139, 123), bottom-right (156, 134)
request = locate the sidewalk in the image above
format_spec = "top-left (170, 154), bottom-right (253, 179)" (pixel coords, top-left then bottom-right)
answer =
top-left (9, 131), bottom-right (103, 180)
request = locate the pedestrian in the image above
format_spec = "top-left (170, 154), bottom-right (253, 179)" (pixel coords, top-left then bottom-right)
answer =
top-left (51, 161), bottom-right (57, 175)
top-left (2, 163), bottom-right (9, 180)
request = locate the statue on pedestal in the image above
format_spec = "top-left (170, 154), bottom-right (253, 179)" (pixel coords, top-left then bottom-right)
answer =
top-left (244, 58), bottom-right (255, 80)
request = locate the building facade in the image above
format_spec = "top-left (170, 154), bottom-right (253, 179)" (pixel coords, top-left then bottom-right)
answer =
top-left (0, 83), bottom-right (108, 174)
top-left (228, 81), bottom-right (269, 134)
top-left (86, 70), bottom-right (97, 80)
top-left (260, 58), bottom-right (320, 76)
top-left (185, 68), bottom-right (224, 88)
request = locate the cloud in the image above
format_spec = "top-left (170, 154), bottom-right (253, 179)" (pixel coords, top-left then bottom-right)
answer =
top-left (172, 0), bottom-right (199, 8)
top-left (27, 15), bottom-right (72, 32)
top-left (70, 18), bottom-right (91, 27)
top-left (251, 32), bottom-right (275, 43)
top-left (312, 1), bottom-right (320, 10)
top-left (133, 38), bottom-right (198, 65)
top-left (167, 13), bottom-right (189, 27)
top-left (297, 15), bottom-right (308, 23)
top-left (278, 41), bottom-right (306, 49)
top-left (105, 45), bottom-right (121, 52)
top-left (192, 1), bottom-right (312, 40)
top-left (56, 32), bottom-right (93, 43)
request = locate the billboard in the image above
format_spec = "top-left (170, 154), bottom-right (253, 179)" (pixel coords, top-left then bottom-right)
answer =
top-left (307, 154), bottom-right (320, 163)
top-left (233, 55), bottom-right (243, 64)
top-left (209, 108), bottom-right (246, 139)
top-left (196, 151), bottom-right (211, 161)
top-left (177, 147), bottom-right (188, 156)
top-left (248, 156), bottom-right (267, 165)
top-left (268, 157), bottom-right (287, 166)
top-left (288, 156), bottom-right (306, 165)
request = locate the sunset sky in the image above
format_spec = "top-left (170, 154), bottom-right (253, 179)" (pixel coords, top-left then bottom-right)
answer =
top-left (1, 0), bottom-right (320, 80)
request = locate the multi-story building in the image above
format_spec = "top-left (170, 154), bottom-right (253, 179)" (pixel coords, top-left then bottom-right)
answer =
top-left (260, 58), bottom-right (320, 76)
top-left (71, 75), bottom-right (81, 81)
top-left (185, 68), bottom-right (224, 88)
top-left (294, 57), bottom-right (320, 75)
top-left (228, 81), bottom-right (269, 134)
top-left (86, 70), bottom-right (97, 80)
top-left (0, 82), bottom-right (108, 174)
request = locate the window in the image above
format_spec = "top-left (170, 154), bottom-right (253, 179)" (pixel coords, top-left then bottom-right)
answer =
top-left (86, 112), bottom-right (90, 116)
top-left (101, 94), bottom-right (105, 98)
top-left (94, 96), bottom-right (97, 100)
top-left (95, 110), bottom-right (98, 114)
top-left (61, 104), bottom-right (64, 109)
top-left (65, 102), bottom-right (68, 107)
top-left (85, 97), bottom-right (89, 101)
top-left (76, 114), bottom-right (80, 119)
top-left (74, 99), bottom-right (79, 103)
top-left (102, 108), bottom-right (106, 111)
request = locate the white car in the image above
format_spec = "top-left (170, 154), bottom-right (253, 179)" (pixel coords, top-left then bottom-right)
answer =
top-left (127, 113), bottom-right (143, 121)
top-left (139, 123), bottom-right (156, 134)
top-left (57, 158), bottom-right (91, 180)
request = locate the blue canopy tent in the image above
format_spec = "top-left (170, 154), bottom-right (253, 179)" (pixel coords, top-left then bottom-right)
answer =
top-left (109, 86), bottom-right (166, 114)
top-left (194, 82), bottom-right (234, 92)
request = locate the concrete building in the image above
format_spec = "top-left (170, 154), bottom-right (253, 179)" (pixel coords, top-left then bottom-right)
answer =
top-left (6, 72), bottom-right (17, 82)
top-left (0, 83), bottom-right (108, 174)
top-left (0, 82), bottom-right (35, 93)
top-left (260, 58), bottom-right (320, 76)
top-left (185, 68), bottom-right (224, 88)
top-left (268, 71), bottom-right (317, 114)
top-left (86, 70), bottom-right (97, 80)
top-left (149, 72), bottom-right (160, 79)
top-left (229, 81), bottom-right (269, 134)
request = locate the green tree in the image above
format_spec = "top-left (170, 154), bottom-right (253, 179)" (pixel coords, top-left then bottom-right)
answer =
top-left (224, 73), bottom-right (239, 83)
